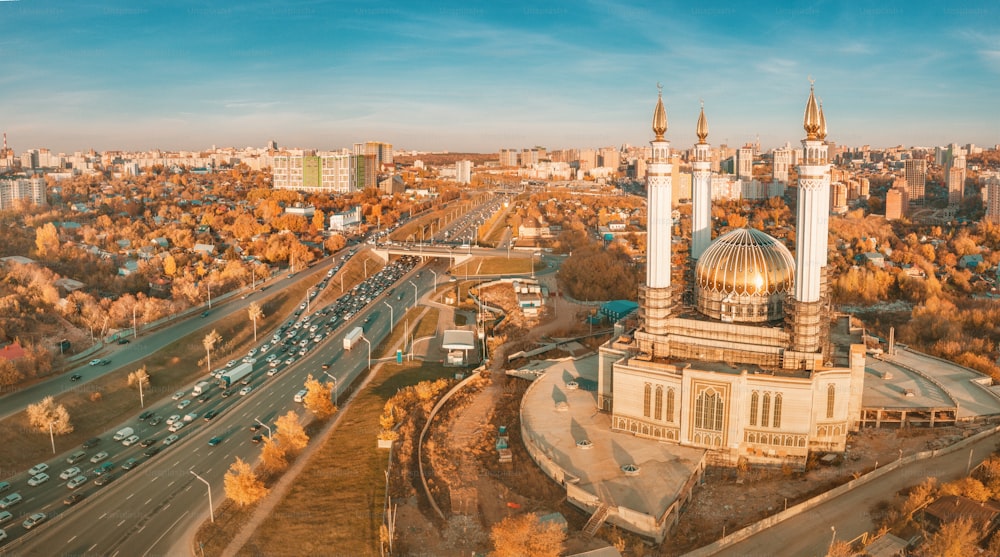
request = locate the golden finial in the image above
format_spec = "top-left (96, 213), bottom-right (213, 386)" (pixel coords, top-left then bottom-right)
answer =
top-left (803, 80), bottom-right (821, 140)
top-left (652, 84), bottom-right (668, 140)
top-left (817, 98), bottom-right (828, 140)
top-left (696, 101), bottom-right (709, 144)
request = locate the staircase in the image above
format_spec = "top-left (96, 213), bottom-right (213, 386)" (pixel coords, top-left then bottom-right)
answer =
top-left (582, 503), bottom-right (612, 536)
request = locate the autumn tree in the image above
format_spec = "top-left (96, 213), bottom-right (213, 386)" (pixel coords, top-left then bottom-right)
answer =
top-left (920, 517), bottom-right (978, 557)
top-left (223, 457), bottom-right (269, 507)
top-left (490, 513), bottom-right (565, 557)
top-left (0, 359), bottom-right (23, 388)
top-left (302, 374), bottom-right (337, 419)
top-left (34, 222), bottom-right (60, 257)
top-left (274, 410), bottom-right (309, 454)
top-left (203, 329), bottom-right (222, 372)
top-left (162, 254), bottom-right (177, 276)
top-left (26, 396), bottom-right (73, 434)
top-left (241, 301), bottom-right (263, 343)
top-left (128, 366), bottom-right (150, 389)
top-left (260, 436), bottom-right (288, 473)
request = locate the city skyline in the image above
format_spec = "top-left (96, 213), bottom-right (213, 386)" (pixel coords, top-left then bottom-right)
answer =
top-left (2, 1), bottom-right (998, 154)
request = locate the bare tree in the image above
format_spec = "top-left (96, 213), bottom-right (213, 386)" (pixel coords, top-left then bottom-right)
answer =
top-left (223, 457), bottom-right (269, 507)
top-left (203, 329), bottom-right (222, 373)
top-left (26, 396), bottom-right (73, 435)
top-left (248, 302), bottom-right (263, 343)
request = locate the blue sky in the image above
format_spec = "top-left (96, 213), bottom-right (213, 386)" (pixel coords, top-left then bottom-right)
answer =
top-left (2, 0), bottom-right (998, 153)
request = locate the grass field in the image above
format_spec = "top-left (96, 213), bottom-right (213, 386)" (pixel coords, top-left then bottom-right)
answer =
top-left (449, 256), bottom-right (540, 277)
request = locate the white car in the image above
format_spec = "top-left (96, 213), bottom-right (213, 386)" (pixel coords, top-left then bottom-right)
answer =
top-left (239, 386), bottom-right (253, 396)
top-left (168, 421), bottom-right (186, 432)
top-left (59, 467), bottom-right (80, 480)
top-left (162, 434), bottom-right (179, 446)
top-left (269, 359), bottom-right (280, 367)
top-left (0, 527), bottom-right (7, 542)
top-left (265, 354), bottom-right (278, 362)
top-left (293, 389), bottom-right (308, 403)
top-left (247, 348), bottom-right (257, 357)
top-left (67, 475), bottom-right (88, 489)
top-left (121, 434), bottom-right (140, 447)
top-left (165, 414), bottom-right (182, 425)
top-left (28, 463), bottom-right (48, 476)
top-left (183, 412), bottom-right (198, 422)
top-left (267, 367), bottom-right (280, 376)
top-left (27, 473), bottom-right (49, 487)
top-left (171, 390), bottom-right (186, 400)
top-left (89, 451), bottom-right (109, 464)
top-left (88, 358), bottom-right (102, 366)
top-left (176, 399), bottom-right (191, 410)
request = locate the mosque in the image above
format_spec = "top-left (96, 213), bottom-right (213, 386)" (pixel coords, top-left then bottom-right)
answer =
top-left (596, 84), bottom-right (866, 467)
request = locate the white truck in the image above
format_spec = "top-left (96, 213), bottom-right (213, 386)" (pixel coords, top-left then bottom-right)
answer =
top-left (343, 327), bottom-right (363, 350)
top-left (192, 380), bottom-right (212, 396)
top-left (112, 427), bottom-right (135, 442)
top-left (219, 362), bottom-right (254, 389)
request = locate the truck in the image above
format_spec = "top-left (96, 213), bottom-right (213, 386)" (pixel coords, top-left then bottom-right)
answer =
top-left (219, 362), bottom-right (254, 389)
top-left (343, 327), bottom-right (363, 350)
top-left (112, 427), bottom-right (135, 442)
top-left (192, 380), bottom-right (212, 396)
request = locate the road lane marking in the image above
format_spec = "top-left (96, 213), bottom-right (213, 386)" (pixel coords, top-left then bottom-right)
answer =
top-left (117, 519), bottom-right (126, 527)
top-left (145, 498), bottom-right (153, 505)
top-left (100, 512), bottom-right (108, 520)
top-left (126, 493), bottom-right (135, 500)
top-left (67, 535), bottom-right (76, 543)
top-left (89, 544), bottom-right (98, 552)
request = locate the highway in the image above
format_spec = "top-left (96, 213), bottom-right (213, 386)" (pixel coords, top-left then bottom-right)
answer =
top-left (3, 256), bottom-right (443, 555)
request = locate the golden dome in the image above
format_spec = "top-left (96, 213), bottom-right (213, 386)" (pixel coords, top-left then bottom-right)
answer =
top-left (652, 86), bottom-right (668, 140)
top-left (696, 102), bottom-right (709, 144)
top-left (695, 228), bottom-right (794, 323)
top-left (803, 84), bottom-right (821, 140)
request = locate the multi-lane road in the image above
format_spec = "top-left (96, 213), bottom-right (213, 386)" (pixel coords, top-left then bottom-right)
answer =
top-left (2, 252), bottom-right (444, 555)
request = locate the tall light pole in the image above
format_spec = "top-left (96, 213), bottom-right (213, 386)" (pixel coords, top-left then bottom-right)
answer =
top-left (190, 470), bottom-right (214, 523)
top-left (207, 281), bottom-right (212, 309)
top-left (364, 259), bottom-right (369, 279)
top-left (428, 269), bottom-right (438, 290)
top-left (139, 376), bottom-right (145, 408)
top-left (360, 335), bottom-right (371, 371)
top-left (254, 417), bottom-right (272, 438)
top-left (408, 280), bottom-right (418, 309)
top-left (383, 301), bottom-right (394, 333)
top-left (48, 421), bottom-right (56, 455)
top-left (132, 305), bottom-right (138, 339)
top-left (829, 526), bottom-right (836, 554)
top-left (322, 371), bottom-right (338, 403)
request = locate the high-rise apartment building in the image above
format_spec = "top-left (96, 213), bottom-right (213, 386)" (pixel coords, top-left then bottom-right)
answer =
top-left (273, 150), bottom-right (353, 192)
top-left (499, 148), bottom-right (519, 167)
top-left (987, 176), bottom-right (1000, 225)
top-left (0, 177), bottom-right (46, 209)
top-left (772, 147), bottom-right (793, 184)
top-left (599, 147), bottom-right (620, 171)
top-left (904, 158), bottom-right (927, 201)
top-left (353, 141), bottom-right (393, 190)
top-left (456, 160), bottom-right (472, 184)
top-left (736, 144), bottom-right (754, 181)
top-left (946, 155), bottom-right (966, 205)
top-left (885, 178), bottom-right (909, 220)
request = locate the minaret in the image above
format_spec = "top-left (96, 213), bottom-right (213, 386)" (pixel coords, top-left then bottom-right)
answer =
top-left (691, 101), bottom-right (712, 260)
top-left (641, 84), bottom-right (673, 337)
top-left (788, 81), bottom-right (831, 356)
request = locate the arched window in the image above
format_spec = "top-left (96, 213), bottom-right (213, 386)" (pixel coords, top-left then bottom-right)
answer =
top-left (749, 391), bottom-right (759, 426)
top-left (826, 384), bottom-right (835, 419)
top-left (643, 383), bottom-right (652, 418)
top-left (666, 388), bottom-right (675, 422)
top-left (654, 386), bottom-right (663, 421)
top-left (761, 393), bottom-right (770, 428)
top-left (773, 394), bottom-right (782, 428)
top-left (695, 388), bottom-right (725, 432)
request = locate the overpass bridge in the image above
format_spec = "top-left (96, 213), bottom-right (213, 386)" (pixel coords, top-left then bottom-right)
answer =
top-left (370, 243), bottom-right (534, 266)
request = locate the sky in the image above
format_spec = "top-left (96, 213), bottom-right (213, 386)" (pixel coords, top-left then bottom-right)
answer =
top-left (1, 0), bottom-right (998, 154)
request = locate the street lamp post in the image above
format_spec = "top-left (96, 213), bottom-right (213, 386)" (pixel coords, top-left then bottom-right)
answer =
top-left (139, 377), bottom-right (145, 408)
top-left (132, 305), bottom-right (138, 339)
top-left (49, 421), bottom-right (56, 455)
top-left (364, 259), bottom-right (369, 279)
top-left (383, 301), bottom-right (394, 333)
top-left (829, 526), bottom-right (836, 554)
top-left (360, 336), bottom-right (371, 371)
top-left (428, 269), bottom-right (438, 290)
top-left (190, 470), bottom-right (214, 523)
top-left (254, 417), bottom-right (272, 438)
top-left (207, 281), bottom-right (212, 309)
top-left (322, 371), bottom-right (338, 403)
top-left (408, 280), bottom-right (418, 309)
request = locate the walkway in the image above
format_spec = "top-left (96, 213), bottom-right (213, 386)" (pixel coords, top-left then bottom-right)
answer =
top-left (890, 348), bottom-right (1000, 418)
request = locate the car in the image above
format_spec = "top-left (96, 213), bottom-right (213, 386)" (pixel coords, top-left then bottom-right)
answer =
top-left (177, 399), bottom-right (191, 410)
top-left (70, 373), bottom-right (82, 381)
top-left (140, 438), bottom-right (156, 447)
top-left (294, 389), bottom-right (308, 403)
top-left (221, 389), bottom-right (233, 398)
top-left (28, 463), bottom-right (48, 476)
top-left (90, 451), bottom-right (108, 464)
top-left (168, 421), bottom-right (186, 432)
top-left (27, 473), bottom-right (49, 487)
top-left (249, 423), bottom-right (263, 431)
top-left (298, 347), bottom-right (308, 356)
top-left (138, 410), bottom-right (154, 420)
top-left (239, 386), bottom-right (253, 396)
top-left (97, 359), bottom-right (110, 365)
top-left (143, 446), bottom-right (162, 457)
top-left (251, 434), bottom-right (263, 444)
top-left (247, 348), bottom-right (257, 357)
top-left (201, 311), bottom-right (210, 318)
top-left (267, 367), bottom-right (280, 376)
top-left (265, 354), bottom-right (278, 362)
top-left (269, 359), bottom-right (280, 368)
top-left (117, 337), bottom-right (130, 344)
top-left (204, 410), bottom-right (219, 421)
top-left (121, 435), bottom-right (140, 447)
top-left (165, 415), bottom-right (181, 425)
top-left (121, 458), bottom-right (140, 470)
top-left (88, 359), bottom-right (102, 366)
top-left (82, 437), bottom-right (101, 448)
top-left (22, 512), bottom-right (46, 530)
top-left (67, 473), bottom-right (88, 489)
top-left (0, 493), bottom-right (22, 509)
top-left (321, 363), bottom-right (330, 369)
top-left (0, 527), bottom-right (7, 542)
top-left (162, 434), bottom-right (179, 446)
top-left (172, 390), bottom-right (186, 400)
top-left (94, 473), bottom-right (117, 486)
top-left (208, 436), bottom-right (223, 446)
top-left (226, 360), bottom-right (238, 368)
top-left (241, 376), bottom-right (252, 385)
top-left (148, 416), bottom-right (163, 426)
top-left (0, 511), bottom-right (10, 524)
top-left (183, 412), bottom-right (198, 422)
top-left (59, 467), bottom-right (81, 480)
top-left (93, 462), bottom-right (114, 476)
top-left (198, 393), bottom-right (212, 403)
top-left (63, 492), bottom-right (85, 506)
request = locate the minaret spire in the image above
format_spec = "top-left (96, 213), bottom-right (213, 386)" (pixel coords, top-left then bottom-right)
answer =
top-left (803, 78), bottom-right (821, 140)
top-left (652, 83), bottom-right (668, 140)
top-left (691, 101), bottom-right (712, 260)
top-left (817, 99), bottom-right (827, 141)
top-left (695, 100), bottom-right (709, 145)
top-left (640, 85), bottom-right (674, 340)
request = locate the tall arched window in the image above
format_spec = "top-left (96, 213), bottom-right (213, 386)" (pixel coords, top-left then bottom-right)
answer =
top-left (643, 383), bottom-right (652, 418)
top-left (761, 393), bottom-right (770, 428)
top-left (773, 394), bottom-right (782, 428)
top-left (654, 386), bottom-right (663, 421)
top-left (695, 388), bottom-right (725, 432)
top-left (826, 384), bottom-right (835, 419)
top-left (666, 388), bottom-right (675, 422)
top-left (749, 391), bottom-right (759, 426)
